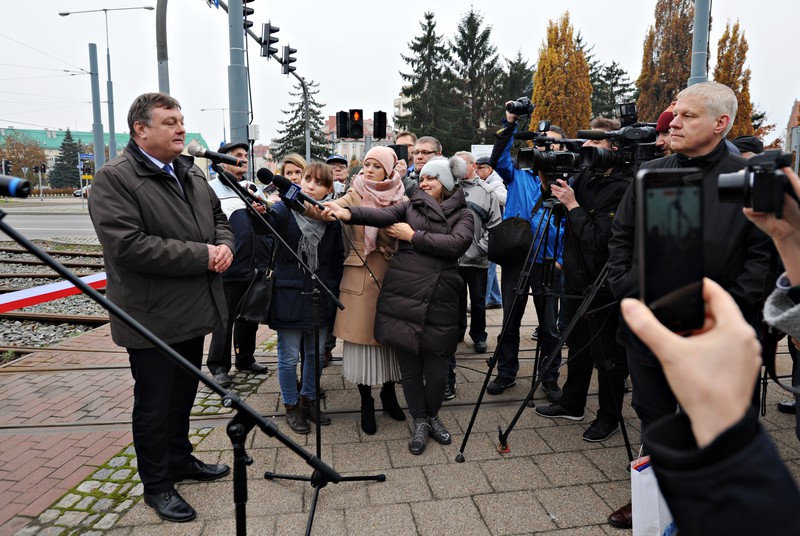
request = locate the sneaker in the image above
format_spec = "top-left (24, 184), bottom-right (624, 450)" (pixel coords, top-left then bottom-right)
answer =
top-left (531, 327), bottom-right (540, 340)
top-left (487, 376), bottom-right (516, 395)
top-left (443, 384), bottom-right (456, 401)
top-left (582, 419), bottom-right (619, 442)
top-left (535, 404), bottom-right (584, 421)
top-left (542, 381), bottom-right (562, 403)
top-left (428, 415), bottom-right (452, 445)
top-left (473, 340), bottom-right (487, 353)
top-left (408, 418), bottom-right (430, 455)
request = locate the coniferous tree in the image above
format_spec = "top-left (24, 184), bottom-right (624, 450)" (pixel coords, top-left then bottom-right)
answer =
top-left (398, 12), bottom-right (459, 151)
top-left (636, 0), bottom-right (694, 120)
top-left (272, 80), bottom-right (329, 163)
top-left (713, 20), bottom-right (754, 138)
top-left (49, 129), bottom-right (81, 188)
top-left (593, 62), bottom-right (637, 119)
top-left (449, 8), bottom-right (501, 145)
top-left (530, 12), bottom-right (591, 138)
top-left (498, 51), bottom-right (534, 115)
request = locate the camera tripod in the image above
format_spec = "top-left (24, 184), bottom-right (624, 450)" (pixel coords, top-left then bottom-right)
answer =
top-left (456, 193), bottom-right (565, 462)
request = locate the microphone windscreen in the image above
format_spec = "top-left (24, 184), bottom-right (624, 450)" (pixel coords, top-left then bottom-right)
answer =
top-left (256, 167), bottom-right (274, 184)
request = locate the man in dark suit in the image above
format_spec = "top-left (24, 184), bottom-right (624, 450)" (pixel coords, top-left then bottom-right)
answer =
top-left (90, 92), bottom-right (235, 523)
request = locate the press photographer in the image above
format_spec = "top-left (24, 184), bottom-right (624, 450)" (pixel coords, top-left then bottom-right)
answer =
top-left (486, 98), bottom-right (565, 401)
top-left (605, 81), bottom-right (773, 529)
top-left (535, 117), bottom-right (632, 443)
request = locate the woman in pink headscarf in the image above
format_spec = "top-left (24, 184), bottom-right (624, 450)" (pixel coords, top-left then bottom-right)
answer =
top-left (331, 146), bottom-right (406, 435)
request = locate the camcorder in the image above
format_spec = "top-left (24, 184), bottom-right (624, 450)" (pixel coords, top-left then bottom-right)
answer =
top-left (516, 120), bottom-right (583, 175)
top-left (577, 103), bottom-right (663, 173)
top-left (718, 150), bottom-right (799, 218)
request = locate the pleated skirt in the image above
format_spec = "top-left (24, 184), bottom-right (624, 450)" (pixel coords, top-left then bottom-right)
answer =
top-left (341, 341), bottom-right (402, 386)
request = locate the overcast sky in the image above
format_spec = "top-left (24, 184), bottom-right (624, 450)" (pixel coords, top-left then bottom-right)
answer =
top-left (1, 1), bottom-right (797, 150)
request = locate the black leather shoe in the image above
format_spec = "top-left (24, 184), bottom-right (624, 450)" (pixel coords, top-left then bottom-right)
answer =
top-left (608, 501), bottom-right (632, 529)
top-left (474, 340), bottom-right (487, 353)
top-left (143, 488), bottom-right (196, 523)
top-left (778, 400), bottom-right (797, 414)
top-left (170, 457), bottom-right (230, 483)
top-left (213, 371), bottom-right (232, 388)
top-left (237, 362), bottom-right (268, 374)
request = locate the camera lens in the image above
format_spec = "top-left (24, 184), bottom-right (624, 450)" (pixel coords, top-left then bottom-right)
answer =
top-left (718, 170), bottom-right (751, 206)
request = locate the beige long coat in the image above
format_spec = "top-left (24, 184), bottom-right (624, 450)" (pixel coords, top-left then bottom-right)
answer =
top-left (332, 188), bottom-right (401, 346)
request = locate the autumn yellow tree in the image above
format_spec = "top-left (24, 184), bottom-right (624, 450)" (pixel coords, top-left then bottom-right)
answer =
top-left (713, 20), bottom-right (753, 138)
top-left (636, 0), bottom-right (694, 121)
top-left (0, 131), bottom-right (46, 181)
top-left (530, 12), bottom-right (591, 138)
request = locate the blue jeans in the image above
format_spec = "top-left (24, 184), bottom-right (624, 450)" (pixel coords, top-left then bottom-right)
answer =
top-left (277, 326), bottom-right (328, 406)
top-left (486, 262), bottom-right (502, 305)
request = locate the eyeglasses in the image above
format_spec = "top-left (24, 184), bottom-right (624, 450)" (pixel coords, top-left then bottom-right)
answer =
top-left (412, 150), bottom-right (437, 156)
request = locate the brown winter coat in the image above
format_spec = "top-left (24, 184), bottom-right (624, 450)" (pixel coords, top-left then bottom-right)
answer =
top-left (89, 140), bottom-right (234, 348)
top-left (331, 188), bottom-right (402, 346)
top-left (348, 188), bottom-right (474, 357)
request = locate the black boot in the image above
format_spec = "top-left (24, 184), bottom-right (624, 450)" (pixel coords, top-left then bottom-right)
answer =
top-left (358, 384), bottom-right (377, 435)
top-left (380, 381), bottom-right (406, 421)
top-left (284, 403), bottom-right (310, 434)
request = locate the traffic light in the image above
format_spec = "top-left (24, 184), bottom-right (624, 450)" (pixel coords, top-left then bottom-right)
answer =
top-left (82, 163), bottom-right (93, 175)
top-left (336, 111), bottom-right (349, 139)
top-left (260, 22), bottom-right (279, 58)
top-left (349, 109), bottom-right (364, 139)
top-left (33, 165), bottom-right (39, 174)
top-left (373, 111), bottom-right (387, 140)
top-left (281, 45), bottom-right (296, 75)
top-left (2, 159), bottom-right (12, 175)
top-left (40, 162), bottom-right (46, 174)
top-left (242, 0), bottom-right (254, 29)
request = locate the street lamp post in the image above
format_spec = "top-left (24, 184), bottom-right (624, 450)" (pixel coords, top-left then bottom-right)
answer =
top-left (200, 108), bottom-right (229, 146)
top-left (59, 6), bottom-right (155, 161)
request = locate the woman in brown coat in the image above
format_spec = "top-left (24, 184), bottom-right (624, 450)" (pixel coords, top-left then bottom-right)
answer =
top-left (331, 146), bottom-right (407, 434)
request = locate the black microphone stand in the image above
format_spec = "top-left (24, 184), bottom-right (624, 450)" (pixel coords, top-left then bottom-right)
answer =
top-left (0, 206), bottom-right (341, 536)
top-left (212, 164), bottom-right (386, 536)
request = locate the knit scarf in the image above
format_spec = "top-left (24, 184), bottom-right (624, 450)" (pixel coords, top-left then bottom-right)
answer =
top-left (292, 193), bottom-right (332, 273)
top-left (351, 171), bottom-right (405, 256)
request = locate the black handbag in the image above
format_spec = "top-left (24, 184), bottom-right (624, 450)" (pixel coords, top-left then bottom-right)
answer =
top-left (236, 267), bottom-right (274, 324)
top-left (488, 216), bottom-right (533, 265)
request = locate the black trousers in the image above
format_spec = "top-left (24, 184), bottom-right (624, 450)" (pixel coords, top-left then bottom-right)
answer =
top-left (207, 280), bottom-right (258, 374)
top-left (558, 297), bottom-right (628, 423)
top-left (128, 336), bottom-right (204, 494)
top-left (396, 347), bottom-right (450, 420)
top-left (458, 266), bottom-right (488, 344)
top-left (495, 261), bottom-right (561, 381)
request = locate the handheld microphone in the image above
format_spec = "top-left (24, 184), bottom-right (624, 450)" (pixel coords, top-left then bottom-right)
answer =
top-left (0, 175), bottom-right (31, 198)
top-left (270, 173), bottom-right (326, 211)
top-left (186, 140), bottom-right (246, 167)
top-left (256, 168), bottom-right (306, 214)
top-left (576, 130), bottom-right (610, 140)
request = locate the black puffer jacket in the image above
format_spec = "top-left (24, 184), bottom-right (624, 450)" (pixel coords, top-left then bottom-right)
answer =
top-left (348, 188), bottom-right (474, 356)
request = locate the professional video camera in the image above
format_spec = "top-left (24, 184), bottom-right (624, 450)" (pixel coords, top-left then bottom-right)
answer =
top-left (516, 120), bottom-right (582, 175)
top-left (577, 102), bottom-right (663, 172)
top-left (719, 150), bottom-right (798, 218)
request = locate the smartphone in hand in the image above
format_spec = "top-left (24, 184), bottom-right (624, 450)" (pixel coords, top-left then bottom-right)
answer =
top-left (636, 168), bottom-right (704, 332)
top-left (388, 144), bottom-right (409, 163)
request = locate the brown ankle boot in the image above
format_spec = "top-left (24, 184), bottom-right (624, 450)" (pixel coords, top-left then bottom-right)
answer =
top-left (284, 403), bottom-right (310, 434)
top-left (299, 395), bottom-right (331, 425)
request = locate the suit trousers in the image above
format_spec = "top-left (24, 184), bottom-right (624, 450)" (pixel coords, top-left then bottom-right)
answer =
top-left (128, 336), bottom-right (204, 494)
top-left (207, 279), bottom-right (258, 374)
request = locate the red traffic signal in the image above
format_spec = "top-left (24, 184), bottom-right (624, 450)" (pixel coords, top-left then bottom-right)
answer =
top-left (349, 109), bottom-right (364, 139)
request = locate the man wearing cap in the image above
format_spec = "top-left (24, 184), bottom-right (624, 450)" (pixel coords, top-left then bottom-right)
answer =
top-left (326, 154), bottom-right (349, 199)
top-left (731, 135), bottom-right (764, 158)
top-left (206, 141), bottom-right (271, 388)
top-left (476, 155), bottom-right (507, 309)
top-left (655, 106), bottom-right (674, 155)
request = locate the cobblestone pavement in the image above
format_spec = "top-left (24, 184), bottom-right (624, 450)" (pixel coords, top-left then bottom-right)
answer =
top-left (1, 303), bottom-right (799, 534)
